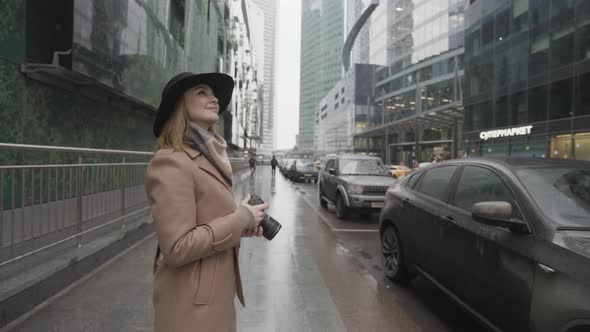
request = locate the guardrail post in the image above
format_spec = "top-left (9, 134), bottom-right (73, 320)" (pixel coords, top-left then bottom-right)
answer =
top-left (76, 155), bottom-right (83, 247)
top-left (120, 157), bottom-right (126, 231)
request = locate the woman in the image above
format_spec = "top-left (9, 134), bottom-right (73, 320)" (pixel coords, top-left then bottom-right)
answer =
top-left (145, 72), bottom-right (269, 332)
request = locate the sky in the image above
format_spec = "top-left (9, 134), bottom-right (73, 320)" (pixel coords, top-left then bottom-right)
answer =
top-left (274, 0), bottom-right (301, 150)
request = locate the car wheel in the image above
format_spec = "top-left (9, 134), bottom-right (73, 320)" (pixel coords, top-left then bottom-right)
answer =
top-left (381, 225), bottom-right (409, 283)
top-left (335, 193), bottom-right (349, 219)
top-left (319, 186), bottom-right (328, 209)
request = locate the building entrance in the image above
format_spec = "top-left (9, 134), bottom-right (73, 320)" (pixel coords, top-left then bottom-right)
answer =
top-left (389, 140), bottom-right (453, 166)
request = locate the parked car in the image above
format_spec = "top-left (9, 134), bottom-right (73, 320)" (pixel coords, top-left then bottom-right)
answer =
top-left (379, 157), bottom-right (590, 332)
top-left (318, 154), bottom-right (396, 218)
top-left (287, 159), bottom-right (318, 182)
top-left (280, 158), bottom-right (294, 175)
top-left (411, 162), bottom-right (432, 170)
top-left (388, 165), bottom-right (411, 179)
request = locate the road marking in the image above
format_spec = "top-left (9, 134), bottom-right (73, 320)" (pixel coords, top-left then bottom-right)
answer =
top-left (332, 228), bottom-right (379, 233)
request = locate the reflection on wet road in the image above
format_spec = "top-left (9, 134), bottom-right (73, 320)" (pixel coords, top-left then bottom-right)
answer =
top-left (236, 166), bottom-right (486, 332)
top-left (9, 165), bottom-right (487, 332)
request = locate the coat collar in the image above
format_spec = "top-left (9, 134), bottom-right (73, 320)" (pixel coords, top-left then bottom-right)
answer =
top-left (182, 145), bottom-right (201, 160)
top-left (182, 145), bottom-right (232, 192)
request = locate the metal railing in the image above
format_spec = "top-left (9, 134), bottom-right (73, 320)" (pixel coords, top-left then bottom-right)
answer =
top-left (0, 143), bottom-right (251, 268)
top-left (0, 143), bottom-right (154, 268)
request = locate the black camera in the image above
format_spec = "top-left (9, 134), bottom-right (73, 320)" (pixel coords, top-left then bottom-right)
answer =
top-left (248, 194), bottom-right (282, 241)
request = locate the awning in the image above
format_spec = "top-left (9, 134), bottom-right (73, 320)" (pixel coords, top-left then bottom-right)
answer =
top-left (355, 102), bottom-right (464, 137)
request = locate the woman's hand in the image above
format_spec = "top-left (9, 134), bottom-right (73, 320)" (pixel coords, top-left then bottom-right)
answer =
top-left (241, 226), bottom-right (263, 238)
top-left (240, 195), bottom-right (269, 234)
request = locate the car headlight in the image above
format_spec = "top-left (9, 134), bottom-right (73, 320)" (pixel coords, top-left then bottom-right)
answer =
top-left (348, 185), bottom-right (363, 194)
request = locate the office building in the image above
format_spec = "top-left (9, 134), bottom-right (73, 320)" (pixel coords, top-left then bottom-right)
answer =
top-left (462, 0), bottom-right (590, 161)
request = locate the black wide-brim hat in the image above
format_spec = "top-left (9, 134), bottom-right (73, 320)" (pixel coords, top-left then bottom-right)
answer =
top-left (153, 72), bottom-right (234, 137)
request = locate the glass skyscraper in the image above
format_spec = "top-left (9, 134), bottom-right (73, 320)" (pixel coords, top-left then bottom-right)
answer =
top-left (298, 0), bottom-right (344, 151)
top-left (249, 0), bottom-right (277, 154)
top-left (356, 0), bottom-right (466, 165)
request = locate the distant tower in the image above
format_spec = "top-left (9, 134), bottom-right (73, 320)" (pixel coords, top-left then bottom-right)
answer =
top-left (298, 0), bottom-right (344, 151)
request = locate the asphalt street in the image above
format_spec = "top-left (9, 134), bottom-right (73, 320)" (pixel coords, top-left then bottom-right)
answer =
top-left (8, 165), bottom-right (488, 332)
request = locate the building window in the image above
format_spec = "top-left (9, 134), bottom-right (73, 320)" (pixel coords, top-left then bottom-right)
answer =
top-left (530, 0), bottom-right (550, 26)
top-left (472, 101), bottom-right (493, 131)
top-left (575, 133), bottom-right (590, 161)
top-left (550, 0), bottom-right (574, 21)
top-left (482, 17), bottom-right (494, 48)
top-left (575, 20), bottom-right (590, 62)
top-left (575, 72), bottom-right (590, 116)
top-left (550, 134), bottom-right (573, 159)
top-left (512, 0), bottom-right (529, 33)
top-left (550, 25), bottom-right (574, 69)
top-left (419, 66), bottom-right (432, 82)
top-left (464, 106), bottom-right (474, 132)
top-left (509, 36), bottom-right (528, 82)
top-left (423, 79), bottom-right (453, 111)
top-left (529, 85), bottom-right (548, 122)
top-left (549, 79), bottom-right (573, 120)
top-left (510, 91), bottom-right (528, 125)
top-left (494, 96), bottom-right (509, 127)
top-left (169, 0), bottom-right (186, 48)
top-left (529, 29), bottom-right (549, 76)
top-left (495, 47), bottom-right (510, 88)
top-left (495, 8), bottom-right (510, 42)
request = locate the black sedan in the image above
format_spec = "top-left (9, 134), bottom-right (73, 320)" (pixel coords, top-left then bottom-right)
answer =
top-left (379, 157), bottom-right (590, 332)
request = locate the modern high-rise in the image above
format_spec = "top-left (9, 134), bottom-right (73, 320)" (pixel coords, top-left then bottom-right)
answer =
top-left (355, 0), bottom-right (467, 165)
top-left (298, 0), bottom-right (344, 151)
top-left (462, 0), bottom-right (590, 161)
top-left (314, 0), bottom-right (378, 154)
top-left (249, 0), bottom-right (277, 154)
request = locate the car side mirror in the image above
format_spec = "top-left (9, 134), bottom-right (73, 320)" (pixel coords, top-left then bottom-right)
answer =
top-left (328, 168), bottom-right (336, 175)
top-left (472, 201), bottom-right (529, 233)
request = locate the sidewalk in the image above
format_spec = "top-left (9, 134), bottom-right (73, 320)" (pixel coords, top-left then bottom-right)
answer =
top-left (8, 168), bottom-right (422, 332)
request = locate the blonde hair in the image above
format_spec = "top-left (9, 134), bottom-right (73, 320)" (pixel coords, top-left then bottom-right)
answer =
top-left (155, 95), bottom-right (219, 151)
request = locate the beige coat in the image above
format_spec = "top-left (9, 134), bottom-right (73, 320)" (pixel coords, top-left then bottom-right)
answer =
top-left (145, 145), bottom-right (252, 332)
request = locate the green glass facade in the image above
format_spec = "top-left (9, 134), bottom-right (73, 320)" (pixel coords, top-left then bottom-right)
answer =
top-left (298, 0), bottom-right (344, 150)
top-left (0, 0), bottom-right (230, 159)
top-left (72, 0), bottom-right (228, 108)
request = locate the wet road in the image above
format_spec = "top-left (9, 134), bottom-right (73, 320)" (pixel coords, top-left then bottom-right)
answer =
top-left (238, 166), bottom-right (486, 332)
top-left (9, 165), bottom-right (487, 332)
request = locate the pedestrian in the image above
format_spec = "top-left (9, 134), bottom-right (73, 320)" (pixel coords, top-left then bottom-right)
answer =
top-left (249, 155), bottom-right (256, 174)
top-left (146, 72), bottom-right (270, 332)
top-left (270, 155), bottom-right (278, 175)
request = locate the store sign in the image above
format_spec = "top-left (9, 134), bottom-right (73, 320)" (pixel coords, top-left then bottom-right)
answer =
top-left (480, 125), bottom-right (533, 141)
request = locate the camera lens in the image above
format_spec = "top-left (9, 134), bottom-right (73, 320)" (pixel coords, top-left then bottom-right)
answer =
top-left (260, 214), bottom-right (282, 241)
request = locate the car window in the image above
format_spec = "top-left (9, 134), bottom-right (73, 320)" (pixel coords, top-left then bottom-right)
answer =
top-left (516, 167), bottom-right (590, 228)
top-left (416, 166), bottom-right (458, 201)
top-left (406, 172), bottom-right (422, 189)
top-left (300, 160), bottom-right (314, 167)
top-left (338, 158), bottom-right (389, 176)
top-left (452, 166), bottom-right (522, 219)
top-left (325, 159), bottom-right (335, 171)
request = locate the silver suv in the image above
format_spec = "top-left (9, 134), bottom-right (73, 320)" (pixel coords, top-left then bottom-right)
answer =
top-left (318, 154), bottom-right (396, 219)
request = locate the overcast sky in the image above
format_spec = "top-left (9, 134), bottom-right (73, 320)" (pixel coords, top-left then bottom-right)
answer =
top-left (274, 0), bottom-right (301, 150)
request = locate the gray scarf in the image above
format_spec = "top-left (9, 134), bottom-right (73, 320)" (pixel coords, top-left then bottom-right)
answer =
top-left (186, 123), bottom-right (233, 186)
